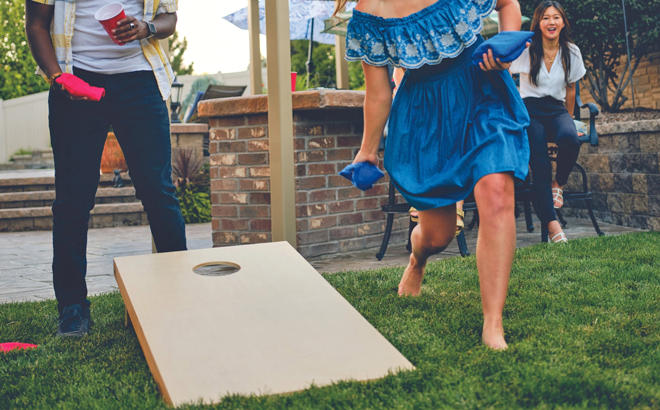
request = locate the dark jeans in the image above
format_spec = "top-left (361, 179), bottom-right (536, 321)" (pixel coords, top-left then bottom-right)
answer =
top-left (524, 96), bottom-right (581, 225)
top-left (49, 68), bottom-right (187, 311)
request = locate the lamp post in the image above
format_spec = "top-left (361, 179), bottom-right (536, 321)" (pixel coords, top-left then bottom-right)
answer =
top-left (170, 77), bottom-right (184, 123)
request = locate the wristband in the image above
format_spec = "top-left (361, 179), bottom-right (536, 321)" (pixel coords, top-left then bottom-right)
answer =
top-left (47, 72), bottom-right (63, 86)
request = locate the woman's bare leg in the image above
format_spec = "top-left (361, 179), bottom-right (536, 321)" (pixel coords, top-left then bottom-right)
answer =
top-left (399, 204), bottom-right (456, 296)
top-left (473, 173), bottom-right (516, 350)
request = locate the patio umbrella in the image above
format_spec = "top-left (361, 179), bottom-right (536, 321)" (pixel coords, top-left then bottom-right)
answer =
top-left (323, 11), bottom-right (530, 40)
top-left (223, 0), bottom-right (357, 88)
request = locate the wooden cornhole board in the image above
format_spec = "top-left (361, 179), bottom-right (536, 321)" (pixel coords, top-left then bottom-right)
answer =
top-left (114, 242), bottom-right (414, 406)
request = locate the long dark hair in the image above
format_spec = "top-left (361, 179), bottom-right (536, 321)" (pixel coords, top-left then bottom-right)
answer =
top-left (528, 1), bottom-right (574, 87)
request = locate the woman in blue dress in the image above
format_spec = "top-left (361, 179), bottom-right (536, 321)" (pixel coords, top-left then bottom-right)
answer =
top-left (341, 0), bottom-right (530, 350)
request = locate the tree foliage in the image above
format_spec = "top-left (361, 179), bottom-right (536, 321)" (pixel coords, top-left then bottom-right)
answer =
top-left (290, 39), bottom-right (365, 90)
top-left (519, 0), bottom-right (660, 112)
top-left (168, 30), bottom-right (194, 76)
top-left (0, 0), bottom-right (49, 100)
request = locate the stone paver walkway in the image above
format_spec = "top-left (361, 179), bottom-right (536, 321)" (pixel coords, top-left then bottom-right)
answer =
top-left (0, 217), bottom-right (643, 304)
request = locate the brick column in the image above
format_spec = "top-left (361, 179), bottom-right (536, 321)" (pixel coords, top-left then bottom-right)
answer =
top-left (202, 90), bottom-right (408, 258)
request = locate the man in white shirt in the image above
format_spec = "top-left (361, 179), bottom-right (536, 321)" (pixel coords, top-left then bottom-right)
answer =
top-left (25, 0), bottom-right (187, 337)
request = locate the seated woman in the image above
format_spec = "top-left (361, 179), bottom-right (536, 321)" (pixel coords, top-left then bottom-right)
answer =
top-left (509, 1), bottom-right (586, 243)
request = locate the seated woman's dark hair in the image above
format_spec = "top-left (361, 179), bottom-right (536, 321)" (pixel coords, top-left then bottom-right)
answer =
top-left (528, 1), bottom-right (575, 87)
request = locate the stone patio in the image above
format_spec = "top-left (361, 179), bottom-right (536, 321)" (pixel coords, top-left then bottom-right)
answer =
top-left (0, 216), bottom-right (643, 305)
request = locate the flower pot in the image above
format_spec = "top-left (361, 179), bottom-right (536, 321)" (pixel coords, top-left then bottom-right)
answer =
top-left (100, 132), bottom-right (128, 174)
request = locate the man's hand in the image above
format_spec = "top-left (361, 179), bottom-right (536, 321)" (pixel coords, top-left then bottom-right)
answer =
top-left (53, 80), bottom-right (90, 101)
top-left (112, 15), bottom-right (149, 44)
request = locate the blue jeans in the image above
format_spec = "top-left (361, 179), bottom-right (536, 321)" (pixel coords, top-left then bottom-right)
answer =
top-left (49, 68), bottom-right (187, 311)
top-left (524, 96), bottom-right (581, 225)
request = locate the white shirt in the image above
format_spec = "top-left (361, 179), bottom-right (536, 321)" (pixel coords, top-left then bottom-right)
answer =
top-left (509, 43), bottom-right (587, 102)
top-left (72, 0), bottom-right (155, 74)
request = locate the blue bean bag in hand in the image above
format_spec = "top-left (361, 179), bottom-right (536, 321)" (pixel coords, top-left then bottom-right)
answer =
top-left (471, 31), bottom-right (534, 66)
top-left (339, 162), bottom-right (385, 191)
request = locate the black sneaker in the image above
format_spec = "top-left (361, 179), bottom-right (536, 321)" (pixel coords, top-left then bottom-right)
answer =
top-left (57, 304), bottom-right (90, 337)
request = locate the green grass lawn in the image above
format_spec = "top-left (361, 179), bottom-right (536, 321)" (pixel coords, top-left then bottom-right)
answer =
top-left (1, 232), bottom-right (659, 409)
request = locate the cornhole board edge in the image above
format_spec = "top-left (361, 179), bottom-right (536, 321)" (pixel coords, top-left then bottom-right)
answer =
top-left (114, 242), bottom-right (415, 406)
top-left (114, 260), bottom-right (173, 405)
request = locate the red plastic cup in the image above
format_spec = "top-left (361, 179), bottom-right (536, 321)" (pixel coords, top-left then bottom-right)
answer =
top-left (95, 3), bottom-right (126, 46)
top-left (291, 72), bottom-right (297, 92)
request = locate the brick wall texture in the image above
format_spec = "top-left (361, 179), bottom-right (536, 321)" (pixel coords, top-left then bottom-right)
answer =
top-left (579, 51), bottom-right (660, 110)
top-left (561, 124), bottom-right (660, 230)
top-left (208, 109), bottom-right (408, 258)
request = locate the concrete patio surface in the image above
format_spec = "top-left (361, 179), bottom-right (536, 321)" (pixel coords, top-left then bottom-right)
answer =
top-left (0, 216), bottom-right (643, 305)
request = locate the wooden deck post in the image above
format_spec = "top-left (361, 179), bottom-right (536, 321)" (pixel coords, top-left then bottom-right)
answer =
top-left (335, 0), bottom-right (349, 89)
top-left (264, 0), bottom-right (297, 246)
top-left (248, 0), bottom-right (263, 95)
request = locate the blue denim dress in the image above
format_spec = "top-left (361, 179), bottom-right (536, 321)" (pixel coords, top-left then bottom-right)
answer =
top-left (346, 0), bottom-right (530, 210)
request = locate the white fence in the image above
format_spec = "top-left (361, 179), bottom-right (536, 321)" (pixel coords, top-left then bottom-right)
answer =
top-left (0, 91), bottom-right (50, 163)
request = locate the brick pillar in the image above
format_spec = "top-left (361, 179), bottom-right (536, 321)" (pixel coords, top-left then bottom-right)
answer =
top-left (209, 107), bottom-right (408, 258)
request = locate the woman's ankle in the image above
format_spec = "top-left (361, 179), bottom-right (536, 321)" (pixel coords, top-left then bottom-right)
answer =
top-left (548, 220), bottom-right (562, 235)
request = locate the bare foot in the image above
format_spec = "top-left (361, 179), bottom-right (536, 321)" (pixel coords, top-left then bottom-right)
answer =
top-left (482, 320), bottom-right (508, 350)
top-left (398, 253), bottom-right (426, 296)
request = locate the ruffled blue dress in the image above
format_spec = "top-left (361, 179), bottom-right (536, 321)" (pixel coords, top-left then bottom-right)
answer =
top-left (346, 0), bottom-right (530, 211)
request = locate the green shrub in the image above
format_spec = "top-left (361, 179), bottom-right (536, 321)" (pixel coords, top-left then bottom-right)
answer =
top-left (172, 148), bottom-right (211, 224)
top-left (177, 184), bottom-right (211, 224)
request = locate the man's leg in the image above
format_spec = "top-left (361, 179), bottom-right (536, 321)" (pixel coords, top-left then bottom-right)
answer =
top-left (109, 71), bottom-right (187, 253)
top-left (49, 73), bottom-right (110, 317)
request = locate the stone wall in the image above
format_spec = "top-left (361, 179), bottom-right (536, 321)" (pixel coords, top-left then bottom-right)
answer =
top-left (561, 119), bottom-right (660, 230)
top-left (206, 99), bottom-right (408, 258)
top-left (170, 123), bottom-right (208, 163)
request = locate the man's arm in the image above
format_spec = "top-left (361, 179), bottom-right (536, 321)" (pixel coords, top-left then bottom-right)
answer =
top-left (113, 12), bottom-right (177, 44)
top-left (25, 1), bottom-right (61, 78)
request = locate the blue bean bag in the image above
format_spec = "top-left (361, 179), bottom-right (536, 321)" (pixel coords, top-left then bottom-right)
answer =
top-left (339, 162), bottom-right (385, 191)
top-left (472, 31), bottom-right (534, 65)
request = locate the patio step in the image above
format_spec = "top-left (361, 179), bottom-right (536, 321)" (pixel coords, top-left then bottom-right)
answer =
top-left (0, 202), bottom-right (147, 232)
top-left (0, 187), bottom-right (139, 209)
top-left (0, 170), bottom-right (132, 193)
top-left (0, 170), bottom-right (147, 232)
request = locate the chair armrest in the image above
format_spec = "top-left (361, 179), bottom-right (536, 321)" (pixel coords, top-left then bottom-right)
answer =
top-left (578, 102), bottom-right (599, 146)
top-left (574, 84), bottom-right (600, 146)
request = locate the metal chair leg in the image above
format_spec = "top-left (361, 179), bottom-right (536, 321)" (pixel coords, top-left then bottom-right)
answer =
top-left (556, 208), bottom-right (568, 227)
top-left (406, 219), bottom-right (416, 253)
top-left (467, 209), bottom-right (479, 230)
top-left (586, 199), bottom-right (605, 236)
top-left (376, 213), bottom-right (395, 261)
top-left (523, 200), bottom-right (534, 232)
top-left (456, 230), bottom-right (470, 257)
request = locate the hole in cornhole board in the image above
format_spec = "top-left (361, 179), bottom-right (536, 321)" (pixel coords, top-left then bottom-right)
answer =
top-left (114, 242), bottom-right (414, 407)
top-left (193, 262), bottom-right (240, 277)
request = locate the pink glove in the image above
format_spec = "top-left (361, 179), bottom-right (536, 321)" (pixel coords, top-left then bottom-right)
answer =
top-left (55, 73), bottom-right (106, 101)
